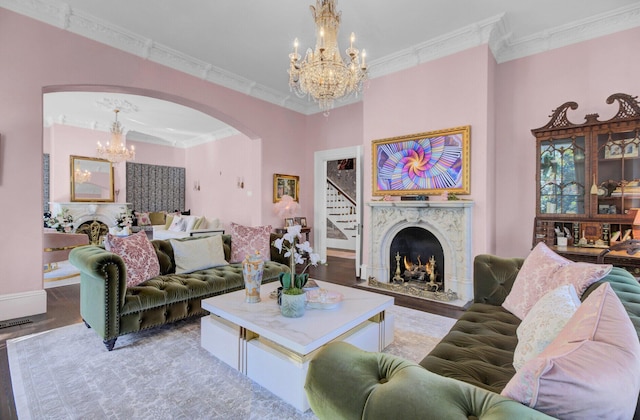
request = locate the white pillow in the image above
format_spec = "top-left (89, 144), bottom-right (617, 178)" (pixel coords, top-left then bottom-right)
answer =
top-left (182, 215), bottom-right (200, 231)
top-left (513, 284), bottom-right (581, 371)
top-left (205, 217), bottom-right (220, 229)
top-left (168, 215), bottom-right (186, 232)
top-left (170, 235), bottom-right (228, 274)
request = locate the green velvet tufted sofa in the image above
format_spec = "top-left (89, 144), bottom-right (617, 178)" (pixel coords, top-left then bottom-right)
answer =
top-left (69, 234), bottom-right (289, 351)
top-left (305, 254), bottom-right (640, 419)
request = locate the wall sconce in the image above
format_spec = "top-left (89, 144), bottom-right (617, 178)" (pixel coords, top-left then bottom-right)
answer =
top-left (193, 180), bottom-right (200, 191)
top-left (237, 177), bottom-right (244, 189)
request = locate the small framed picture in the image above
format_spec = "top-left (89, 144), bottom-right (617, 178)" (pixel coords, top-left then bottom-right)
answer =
top-left (624, 141), bottom-right (638, 158)
top-left (284, 218), bottom-right (294, 227)
top-left (599, 204), bottom-right (610, 214)
top-left (604, 142), bottom-right (623, 159)
top-left (295, 217), bottom-right (307, 227)
top-left (273, 173), bottom-right (299, 203)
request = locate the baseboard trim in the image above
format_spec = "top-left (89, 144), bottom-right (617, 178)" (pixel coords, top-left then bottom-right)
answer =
top-left (0, 290), bottom-right (47, 321)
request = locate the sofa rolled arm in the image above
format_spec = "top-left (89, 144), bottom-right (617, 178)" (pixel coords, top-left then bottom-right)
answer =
top-left (305, 342), bottom-right (551, 420)
top-left (69, 245), bottom-right (127, 342)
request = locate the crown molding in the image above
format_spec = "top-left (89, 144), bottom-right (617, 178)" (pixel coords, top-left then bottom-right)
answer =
top-left (45, 117), bottom-right (240, 148)
top-left (368, 14), bottom-right (507, 79)
top-left (492, 3), bottom-right (640, 63)
top-left (3, 0), bottom-right (640, 116)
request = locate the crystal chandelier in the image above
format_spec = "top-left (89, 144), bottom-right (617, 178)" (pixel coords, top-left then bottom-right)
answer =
top-left (74, 168), bottom-right (91, 184)
top-left (288, 0), bottom-right (368, 111)
top-left (96, 109), bottom-right (135, 164)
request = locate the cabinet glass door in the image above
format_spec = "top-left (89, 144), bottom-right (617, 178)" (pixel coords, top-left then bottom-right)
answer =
top-left (596, 129), bottom-right (640, 216)
top-left (539, 136), bottom-right (586, 215)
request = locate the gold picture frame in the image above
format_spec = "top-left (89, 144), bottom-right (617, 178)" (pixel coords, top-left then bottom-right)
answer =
top-left (273, 173), bottom-right (299, 202)
top-left (70, 155), bottom-right (114, 202)
top-left (372, 126), bottom-right (470, 196)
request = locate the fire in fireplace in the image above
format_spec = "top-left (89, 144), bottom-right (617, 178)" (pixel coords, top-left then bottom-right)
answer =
top-left (389, 227), bottom-right (445, 291)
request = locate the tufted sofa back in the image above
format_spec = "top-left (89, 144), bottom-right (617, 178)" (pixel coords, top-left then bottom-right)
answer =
top-left (473, 254), bottom-right (524, 306)
top-left (151, 233), bottom-right (288, 275)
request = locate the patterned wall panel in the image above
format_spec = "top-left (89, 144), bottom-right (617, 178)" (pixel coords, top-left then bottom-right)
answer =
top-left (126, 162), bottom-right (185, 213)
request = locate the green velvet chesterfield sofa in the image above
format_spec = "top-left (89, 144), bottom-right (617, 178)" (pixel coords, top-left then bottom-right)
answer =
top-left (69, 234), bottom-right (288, 351)
top-left (305, 254), bottom-right (640, 419)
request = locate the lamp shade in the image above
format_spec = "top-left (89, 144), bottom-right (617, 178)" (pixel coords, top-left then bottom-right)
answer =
top-left (274, 195), bottom-right (300, 219)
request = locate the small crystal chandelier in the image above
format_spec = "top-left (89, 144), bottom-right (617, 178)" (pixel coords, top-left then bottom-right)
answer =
top-left (288, 0), bottom-right (368, 111)
top-left (74, 168), bottom-right (91, 184)
top-left (96, 109), bottom-right (135, 164)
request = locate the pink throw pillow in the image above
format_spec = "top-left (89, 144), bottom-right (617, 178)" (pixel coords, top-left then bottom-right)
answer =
top-left (104, 231), bottom-right (160, 287)
top-left (502, 242), bottom-right (611, 319)
top-left (229, 222), bottom-right (272, 263)
top-left (135, 211), bottom-right (152, 226)
top-left (502, 282), bottom-right (640, 419)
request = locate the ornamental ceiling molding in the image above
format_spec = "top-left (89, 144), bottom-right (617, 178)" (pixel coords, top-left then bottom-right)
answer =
top-left (3, 0), bottom-right (640, 115)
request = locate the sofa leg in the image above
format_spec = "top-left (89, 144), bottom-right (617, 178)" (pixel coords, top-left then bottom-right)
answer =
top-left (104, 338), bottom-right (117, 351)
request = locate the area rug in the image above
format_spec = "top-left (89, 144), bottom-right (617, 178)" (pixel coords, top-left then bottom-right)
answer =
top-left (8, 305), bottom-right (456, 420)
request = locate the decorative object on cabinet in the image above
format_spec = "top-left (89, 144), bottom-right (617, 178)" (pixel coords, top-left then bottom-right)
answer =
top-left (70, 155), bottom-right (114, 202)
top-left (273, 173), bottom-right (299, 203)
top-left (372, 126), bottom-right (470, 197)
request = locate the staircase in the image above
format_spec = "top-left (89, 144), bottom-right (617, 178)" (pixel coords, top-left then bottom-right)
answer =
top-left (326, 179), bottom-right (357, 250)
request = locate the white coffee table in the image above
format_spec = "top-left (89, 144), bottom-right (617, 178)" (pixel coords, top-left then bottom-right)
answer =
top-left (200, 280), bottom-right (394, 411)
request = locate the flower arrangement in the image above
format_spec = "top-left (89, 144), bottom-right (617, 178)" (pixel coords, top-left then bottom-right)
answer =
top-left (115, 210), bottom-right (133, 228)
top-left (273, 224), bottom-right (323, 295)
top-left (44, 208), bottom-right (74, 232)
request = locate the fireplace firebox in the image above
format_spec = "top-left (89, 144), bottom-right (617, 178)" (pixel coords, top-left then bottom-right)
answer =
top-left (389, 227), bottom-right (444, 291)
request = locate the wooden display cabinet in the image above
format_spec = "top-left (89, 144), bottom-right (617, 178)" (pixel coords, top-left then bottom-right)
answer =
top-left (532, 93), bottom-right (640, 271)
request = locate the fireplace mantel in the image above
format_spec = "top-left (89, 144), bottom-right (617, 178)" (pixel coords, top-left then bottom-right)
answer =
top-left (50, 202), bottom-right (131, 232)
top-left (367, 200), bottom-right (474, 306)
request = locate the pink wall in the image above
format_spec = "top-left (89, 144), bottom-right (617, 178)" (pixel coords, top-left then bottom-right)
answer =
top-left (1, 6), bottom-right (638, 319)
top-left (494, 26), bottom-right (640, 257)
top-left (186, 133), bottom-right (260, 227)
top-left (0, 8), bottom-right (307, 310)
top-left (361, 45), bottom-right (496, 261)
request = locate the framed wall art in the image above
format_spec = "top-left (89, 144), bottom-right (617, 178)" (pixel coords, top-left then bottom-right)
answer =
top-left (273, 173), bottom-right (299, 202)
top-left (372, 125), bottom-right (470, 196)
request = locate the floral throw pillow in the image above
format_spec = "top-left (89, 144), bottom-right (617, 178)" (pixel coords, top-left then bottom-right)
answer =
top-left (502, 242), bottom-right (611, 320)
top-left (229, 222), bottom-right (272, 263)
top-left (512, 284), bottom-right (581, 371)
top-left (135, 211), bottom-right (152, 226)
top-left (104, 231), bottom-right (160, 287)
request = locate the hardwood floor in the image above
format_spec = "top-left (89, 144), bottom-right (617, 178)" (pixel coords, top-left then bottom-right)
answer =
top-left (0, 255), bottom-right (462, 419)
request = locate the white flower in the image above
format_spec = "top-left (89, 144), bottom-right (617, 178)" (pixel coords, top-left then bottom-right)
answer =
top-left (273, 225), bottom-right (325, 275)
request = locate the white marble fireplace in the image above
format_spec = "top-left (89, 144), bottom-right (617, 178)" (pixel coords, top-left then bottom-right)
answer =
top-left (367, 201), bottom-right (474, 307)
top-left (50, 202), bottom-right (131, 232)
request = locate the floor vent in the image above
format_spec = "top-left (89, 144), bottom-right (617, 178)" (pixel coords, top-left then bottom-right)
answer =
top-left (0, 319), bottom-right (33, 330)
